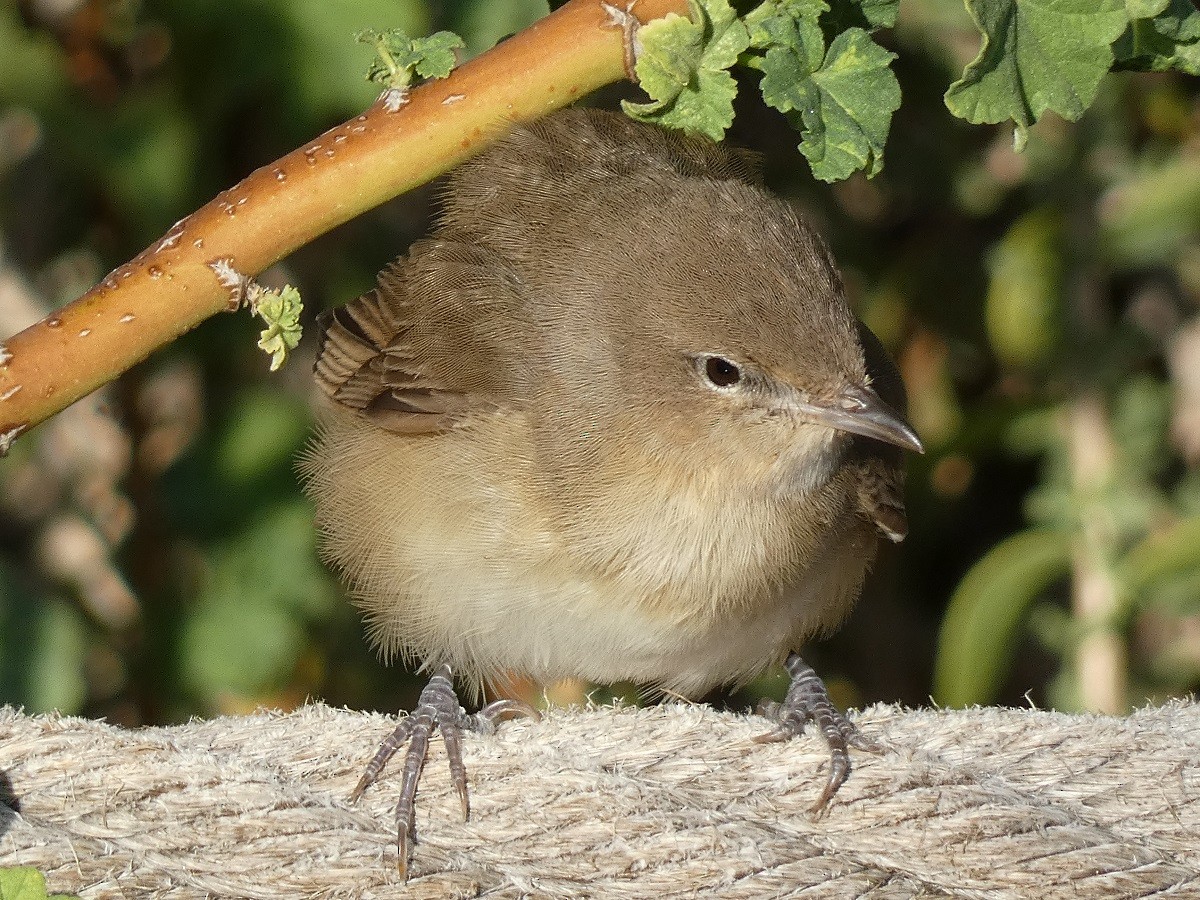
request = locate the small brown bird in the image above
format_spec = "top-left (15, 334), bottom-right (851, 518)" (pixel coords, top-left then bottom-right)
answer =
top-left (300, 108), bottom-right (922, 877)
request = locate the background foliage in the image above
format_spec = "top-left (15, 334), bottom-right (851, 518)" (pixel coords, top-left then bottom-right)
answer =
top-left (2, 0), bottom-right (1199, 725)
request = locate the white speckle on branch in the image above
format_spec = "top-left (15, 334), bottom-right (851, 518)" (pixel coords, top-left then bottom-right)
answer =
top-left (381, 87), bottom-right (409, 112)
top-left (0, 423), bottom-right (26, 455)
top-left (209, 258), bottom-right (241, 290)
top-left (602, 1), bottom-right (642, 79)
top-left (0, 344), bottom-right (10, 366)
top-left (0, 384), bottom-right (21, 401)
top-left (442, 94), bottom-right (465, 106)
top-left (156, 221), bottom-right (187, 253)
top-left (207, 258), bottom-right (260, 312)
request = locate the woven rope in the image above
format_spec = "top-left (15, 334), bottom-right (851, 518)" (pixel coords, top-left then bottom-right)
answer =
top-left (1, 701), bottom-right (1198, 898)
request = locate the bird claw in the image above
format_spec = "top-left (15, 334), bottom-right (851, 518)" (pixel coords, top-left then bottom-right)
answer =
top-left (753, 653), bottom-right (878, 814)
top-left (349, 665), bottom-right (537, 881)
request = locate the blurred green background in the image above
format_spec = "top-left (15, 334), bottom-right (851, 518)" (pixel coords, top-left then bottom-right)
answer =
top-left (2, 0), bottom-right (1199, 725)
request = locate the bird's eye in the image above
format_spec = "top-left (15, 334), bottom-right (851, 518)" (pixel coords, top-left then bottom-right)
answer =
top-left (703, 356), bottom-right (742, 388)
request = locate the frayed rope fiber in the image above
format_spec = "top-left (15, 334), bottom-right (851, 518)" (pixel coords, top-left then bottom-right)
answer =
top-left (1, 701), bottom-right (1198, 898)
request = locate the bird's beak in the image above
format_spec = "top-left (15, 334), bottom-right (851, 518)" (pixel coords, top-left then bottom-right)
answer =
top-left (796, 384), bottom-right (924, 453)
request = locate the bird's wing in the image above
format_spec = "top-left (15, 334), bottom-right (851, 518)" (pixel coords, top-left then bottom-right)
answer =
top-left (314, 238), bottom-right (528, 435)
top-left (854, 321), bottom-right (910, 542)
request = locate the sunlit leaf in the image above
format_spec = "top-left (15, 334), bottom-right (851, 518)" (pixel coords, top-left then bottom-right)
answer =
top-left (985, 209), bottom-right (1062, 366)
top-left (623, 0), bottom-right (750, 141)
top-left (1121, 516), bottom-right (1200, 599)
top-left (0, 565), bottom-right (87, 715)
top-left (1099, 151), bottom-right (1200, 266)
top-left (214, 390), bottom-right (310, 484)
top-left (934, 529), bottom-right (1072, 706)
top-left (793, 28), bottom-right (899, 180)
top-left (823, 0), bottom-right (900, 30)
top-left (945, 0), bottom-right (1129, 150)
top-left (181, 502), bottom-right (337, 701)
top-left (1114, 0), bottom-right (1200, 75)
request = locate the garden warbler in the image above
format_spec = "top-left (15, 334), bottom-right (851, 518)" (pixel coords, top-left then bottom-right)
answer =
top-left (300, 108), bottom-right (923, 878)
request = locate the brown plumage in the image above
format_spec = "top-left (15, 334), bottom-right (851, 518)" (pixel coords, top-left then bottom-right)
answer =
top-left (300, 109), bottom-right (922, 876)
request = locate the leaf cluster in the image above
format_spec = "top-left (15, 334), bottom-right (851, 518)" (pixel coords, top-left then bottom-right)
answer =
top-left (625, 0), bottom-right (900, 181)
top-left (628, 0), bottom-right (1200, 178)
top-left (356, 27), bottom-right (465, 93)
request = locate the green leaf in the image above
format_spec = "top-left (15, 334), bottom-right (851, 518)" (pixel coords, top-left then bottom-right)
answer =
top-left (985, 209), bottom-right (1062, 366)
top-left (945, 0), bottom-right (1130, 151)
top-left (0, 867), bottom-right (76, 900)
top-left (357, 27), bottom-right (465, 91)
top-left (410, 31), bottom-right (468, 79)
top-left (795, 28), bottom-right (900, 181)
top-left (745, 0), bottom-right (828, 50)
top-left (622, 0), bottom-right (751, 141)
top-left (1126, 0), bottom-right (1170, 17)
top-left (934, 529), bottom-right (1072, 706)
top-left (0, 569), bottom-right (87, 714)
top-left (214, 389), bottom-right (310, 484)
top-left (0, 868), bottom-right (44, 900)
top-left (1121, 516), bottom-right (1200, 599)
top-left (823, 0), bottom-right (900, 31)
top-left (759, 42), bottom-right (823, 112)
top-left (744, 1), bottom-right (898, 179)
top-left (1114, 0), bottom-right (1200, 75)
top-left (181, 502), bottom-right (337, 699)
top-left (856, 0), bottom-right (900, 27)
top-left (253, 285), bottom-right (303, 372)
top-left (1099, 153), bottom-right (1200, 265)
top-left (750, 2), bottom-right (827, 110)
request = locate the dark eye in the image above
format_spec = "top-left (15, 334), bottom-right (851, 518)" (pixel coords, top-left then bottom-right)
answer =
top-left (704, 356), bottom-right (742, 387)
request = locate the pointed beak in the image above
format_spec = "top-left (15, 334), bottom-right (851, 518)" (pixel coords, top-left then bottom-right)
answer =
top-left (797, 384), bottom-right (924, 454)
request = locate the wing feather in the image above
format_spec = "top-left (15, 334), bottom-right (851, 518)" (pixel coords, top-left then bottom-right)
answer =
top-left (313, 239), bottom-right (528, 434)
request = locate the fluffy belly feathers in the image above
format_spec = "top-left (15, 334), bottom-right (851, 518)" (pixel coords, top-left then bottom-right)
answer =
top-left (303, 406), bottom-right (873, 696)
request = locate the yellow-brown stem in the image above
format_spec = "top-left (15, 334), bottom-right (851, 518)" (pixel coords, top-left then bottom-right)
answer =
top-left (1067, 392), bottom-right (1127, 714)
top-left (0, 0), bottom-right (689, 445)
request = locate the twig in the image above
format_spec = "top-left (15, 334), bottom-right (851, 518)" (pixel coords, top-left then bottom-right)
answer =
top-left (0, 0), bottom-right (688, 449)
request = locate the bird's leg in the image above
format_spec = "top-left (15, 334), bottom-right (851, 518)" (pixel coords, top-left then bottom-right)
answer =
top-left (349, 664), bottom-right (537, 881)
top-left (753, 652), bottom-right (880, 813)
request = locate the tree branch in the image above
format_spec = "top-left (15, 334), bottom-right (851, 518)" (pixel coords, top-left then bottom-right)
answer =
top-left (0, 0), bottom-right (689, 451)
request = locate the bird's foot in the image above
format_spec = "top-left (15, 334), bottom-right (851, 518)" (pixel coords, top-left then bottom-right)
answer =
top-left (349, 664), bottom-right (538, 881)
top-left (753, 652), bottom-right (879, 814)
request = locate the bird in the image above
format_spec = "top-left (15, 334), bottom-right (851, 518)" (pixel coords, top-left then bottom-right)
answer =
top-left (299, 107), bottom-right (923, 878)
